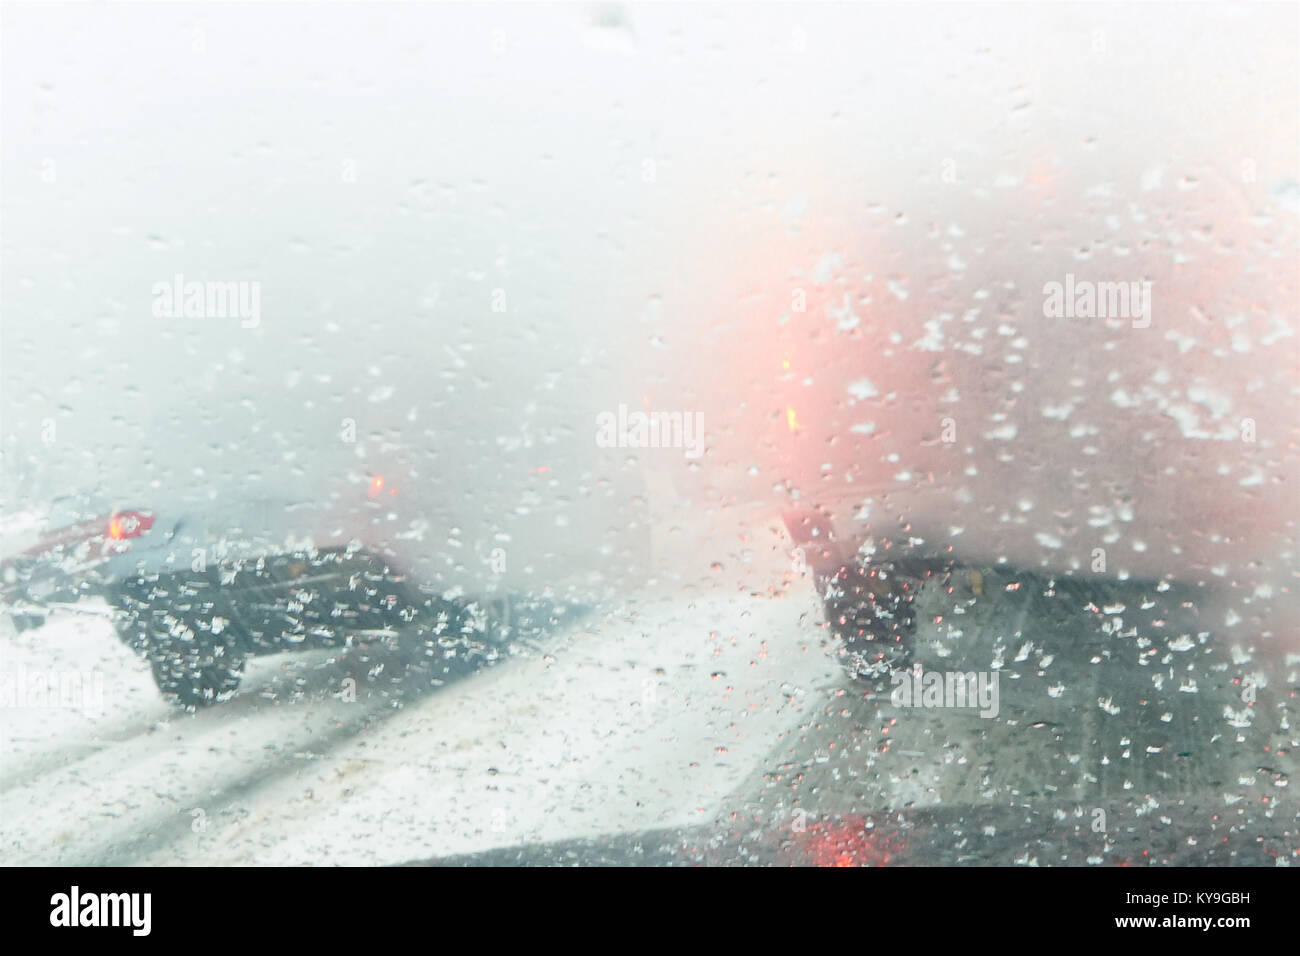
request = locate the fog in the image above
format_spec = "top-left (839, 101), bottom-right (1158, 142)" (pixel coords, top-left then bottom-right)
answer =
top-left (2, 3), bottom-right (1296, 638)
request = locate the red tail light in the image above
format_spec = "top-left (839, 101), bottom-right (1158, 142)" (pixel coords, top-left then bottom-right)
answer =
top-left (108, 511), bottom-right (154, 541)
top-left (367, 474), bottom-right (399, 499)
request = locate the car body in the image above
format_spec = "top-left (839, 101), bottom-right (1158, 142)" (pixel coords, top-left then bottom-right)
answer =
top-left (4, 476), bottom-right (587, 708)
top-left (0, 498), bottom-right (166, 629)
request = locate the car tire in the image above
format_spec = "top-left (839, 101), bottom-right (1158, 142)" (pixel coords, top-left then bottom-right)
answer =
top-left (148, 639), bottom-right (247, 708)
top-left (10, 610), bottom-right (47, 632)
top-left (110, 572), bottom-right (249, 708)
top-left (824, 564), bottom-right (919, 680)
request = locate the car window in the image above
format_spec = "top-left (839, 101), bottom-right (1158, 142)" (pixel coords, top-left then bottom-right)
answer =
top-left (1, 1), bottom-right (1295, 870)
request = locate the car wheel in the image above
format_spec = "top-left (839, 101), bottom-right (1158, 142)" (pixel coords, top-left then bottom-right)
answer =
top-left (824, 565), bottom-right (919, 680)
top-left (838, 634), bottom-right (913, 680)
top-left (10, 609), bottom-right (47, 632)
top-left (110, 573), bottom-right (249, 707)
top-left (148, 638), bottom-right (247, 709)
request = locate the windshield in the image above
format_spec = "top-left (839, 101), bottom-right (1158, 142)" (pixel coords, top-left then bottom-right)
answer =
top-left (1, 1), bottom-right (1295, 870)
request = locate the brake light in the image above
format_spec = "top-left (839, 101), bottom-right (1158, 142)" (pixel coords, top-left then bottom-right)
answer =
top-left (108, 511), bottom-right (154, 541)
top-left (788, 816), bottom-right (907, 867)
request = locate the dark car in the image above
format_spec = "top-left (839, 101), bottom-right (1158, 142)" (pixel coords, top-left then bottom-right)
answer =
top-left (5, 480), bottom-right (585, 709)
top-left (110, 543), bottom-right (517, 708)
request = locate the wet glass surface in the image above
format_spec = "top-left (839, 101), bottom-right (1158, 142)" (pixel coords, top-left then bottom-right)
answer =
top-left (1, 3), bottom-right (1295, 866)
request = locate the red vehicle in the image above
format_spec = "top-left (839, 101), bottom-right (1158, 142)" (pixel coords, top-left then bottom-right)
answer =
top-left (1, 498), bottom-right (161, 631)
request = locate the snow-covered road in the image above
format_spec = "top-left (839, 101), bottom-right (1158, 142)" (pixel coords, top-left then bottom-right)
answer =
top-left (1, 583), bottom-right (839, 865)
top-left (5, 559), bottom-right (1295, 867)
